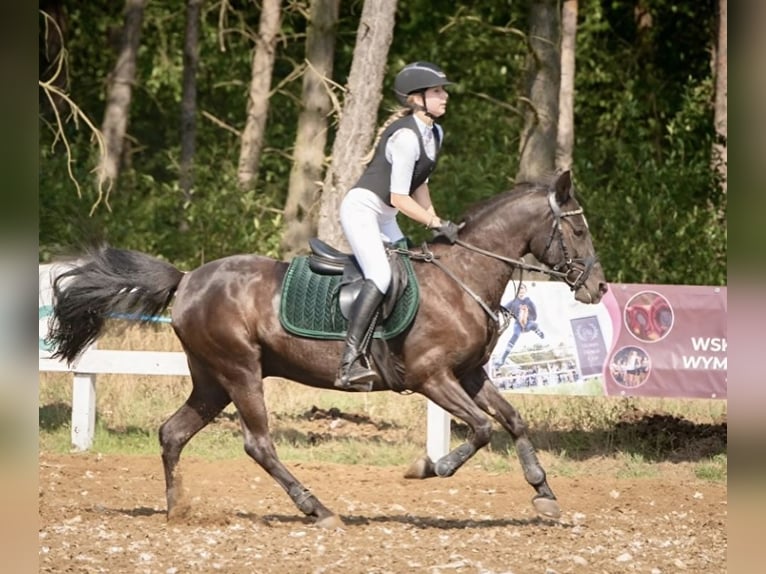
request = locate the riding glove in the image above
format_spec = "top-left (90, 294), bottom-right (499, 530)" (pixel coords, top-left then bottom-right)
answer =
top-left (432, 220), bottom-right (461, 244)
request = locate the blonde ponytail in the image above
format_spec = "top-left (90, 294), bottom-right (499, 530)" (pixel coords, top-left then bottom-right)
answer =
top-left (360, 107), bottom-right (413, 166)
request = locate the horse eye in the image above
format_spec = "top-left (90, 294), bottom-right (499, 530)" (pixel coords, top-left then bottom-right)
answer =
top-left (573, 227), bottom-right (585, 238)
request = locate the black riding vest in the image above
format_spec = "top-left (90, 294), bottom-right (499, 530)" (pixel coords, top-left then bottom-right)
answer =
top-left (354, 115), bottom-right (441, 207)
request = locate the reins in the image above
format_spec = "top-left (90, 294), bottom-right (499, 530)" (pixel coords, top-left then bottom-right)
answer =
top-left (392, 191), bottom-right (597, 327)
top-left (392, 243), bottom-right (531, 326)
top-left (421, 247), bottom-right (499, 320)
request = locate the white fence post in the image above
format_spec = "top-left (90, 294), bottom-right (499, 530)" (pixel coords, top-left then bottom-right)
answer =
top-left (71, 373), bottom-right (97, 451)
top-left (40, 349), bottom-right (192, 451)
top-left (426, 400), bottom-right (450, 461)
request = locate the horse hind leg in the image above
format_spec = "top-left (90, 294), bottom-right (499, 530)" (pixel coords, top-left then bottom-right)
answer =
top-left (226, 363), bottom-right (342, 529)
top-left (159, 361), bottom-right (231, 520)
top-left (460, 368), bottom-right (561, 519)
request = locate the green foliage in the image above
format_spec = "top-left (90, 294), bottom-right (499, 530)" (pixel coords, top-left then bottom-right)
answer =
top-left (392, 1), bottom-right (528, 218)
top-left (574, 0), bottom-right (725, 284)
top-left (39, 0), bottom-right (725, 284)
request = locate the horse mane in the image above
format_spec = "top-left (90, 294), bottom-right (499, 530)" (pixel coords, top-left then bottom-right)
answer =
top-left (458, 172), bottom-right (580, 233)
top-left (459, 181), bottom-right (550, 232)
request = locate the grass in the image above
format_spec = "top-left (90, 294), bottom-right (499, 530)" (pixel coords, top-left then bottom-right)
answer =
top-left (693, 453), bottom-right (728, 482)
top-left (511, 377), bottom-right (605, 396)
top-left (39, 325), bottom-right (728, 483)
top-left (616, 452), bottom-right (661, 479)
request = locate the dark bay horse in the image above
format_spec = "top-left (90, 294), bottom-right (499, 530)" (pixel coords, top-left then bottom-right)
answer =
top-left (48, 170), bottom-right (607, 528)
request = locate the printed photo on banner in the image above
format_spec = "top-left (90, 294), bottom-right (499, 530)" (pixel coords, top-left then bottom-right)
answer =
top-left (609, 346), bottom-right (651, 388)
top-left (623, 290), bottom-right (674, 343)
top-left (487, 281), bottom-right (613, 395)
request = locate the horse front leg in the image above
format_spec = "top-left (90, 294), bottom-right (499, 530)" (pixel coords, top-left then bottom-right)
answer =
top-left (405, 372), bottom-right (494, 479)
top-left (461, 368), bottom-right (561, 519)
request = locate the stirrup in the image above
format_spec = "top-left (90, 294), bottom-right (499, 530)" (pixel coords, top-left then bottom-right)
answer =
top-left (335, 356), bottom-right (379, 391)
top-left (334, 376), bottom-right (376, 392)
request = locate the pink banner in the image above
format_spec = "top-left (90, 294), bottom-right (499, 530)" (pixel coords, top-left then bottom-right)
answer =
top-left (487, 282), bottom-right (726, 399)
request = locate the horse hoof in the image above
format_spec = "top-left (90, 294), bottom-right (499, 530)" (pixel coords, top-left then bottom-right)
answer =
top-left (403, 455), bottom-right (436, 479)
top-left (167, 503), bottom-right (191, 523)
top-left (532, 496), bottom-right (561, 519)
top-left (315, 513), bottom-right (344, 529)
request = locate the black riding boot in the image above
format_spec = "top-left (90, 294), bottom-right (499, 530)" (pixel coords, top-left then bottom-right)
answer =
top-left (335, 279), bottom-right (385, 390)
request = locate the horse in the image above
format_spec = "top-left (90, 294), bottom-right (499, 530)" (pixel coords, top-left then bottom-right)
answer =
top-left (47, 170), bottom-right (608, 529)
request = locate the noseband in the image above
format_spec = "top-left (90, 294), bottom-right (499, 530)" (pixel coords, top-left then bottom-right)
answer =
top-left (541, 192), bottom-right (598, 291)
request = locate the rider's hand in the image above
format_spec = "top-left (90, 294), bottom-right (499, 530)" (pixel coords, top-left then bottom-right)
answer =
top-left (432, 220), bottom-right (461, 244)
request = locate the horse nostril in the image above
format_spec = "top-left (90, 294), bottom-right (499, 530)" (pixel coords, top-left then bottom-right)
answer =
top-left (599, 282), bottom-right (609, 294)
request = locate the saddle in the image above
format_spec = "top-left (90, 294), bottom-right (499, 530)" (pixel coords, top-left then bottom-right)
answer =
top-left (306, 238), bottom-right (409, 322)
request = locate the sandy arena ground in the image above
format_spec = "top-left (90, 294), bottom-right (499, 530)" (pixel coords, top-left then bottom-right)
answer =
top-left (38, 449), bottom-right (726, 574)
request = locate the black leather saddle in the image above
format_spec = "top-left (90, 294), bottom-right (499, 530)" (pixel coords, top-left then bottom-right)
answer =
top-left (307, 238), bottom-right (409, 321)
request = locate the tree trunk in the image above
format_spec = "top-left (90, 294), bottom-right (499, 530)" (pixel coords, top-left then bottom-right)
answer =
top-left (281, 0), bottom-right (340, 258)
top-left (556, 0), bottom-right (577, 171)
top-left (180, 0), bottom-right (203, 213)
top-left (96, 0), bottom-right (146, 190)
top-left (517, 0), bottom-right (560, 183)
top-left (712, 0), bottom-right (727, 193)
top-left (316, 0), bottom-right (397, 248)
top-left (237, 0), bottom-right (282, 190)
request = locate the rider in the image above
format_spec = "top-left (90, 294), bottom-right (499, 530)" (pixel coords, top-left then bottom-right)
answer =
top-left (335, 61), bottom-right (461, 390)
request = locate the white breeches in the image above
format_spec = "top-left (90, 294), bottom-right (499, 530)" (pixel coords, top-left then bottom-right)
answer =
top-left (339, 187), bottom-right (405, 294)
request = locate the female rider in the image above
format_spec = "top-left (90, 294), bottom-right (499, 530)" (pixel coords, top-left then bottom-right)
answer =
top-left (336, 61), bottom-right (460, 390)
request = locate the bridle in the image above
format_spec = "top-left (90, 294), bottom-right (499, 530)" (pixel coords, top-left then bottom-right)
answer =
top-left (405, 191), bottom-right (598, 325)
top-left (539, 192), bottom-right (598, 292)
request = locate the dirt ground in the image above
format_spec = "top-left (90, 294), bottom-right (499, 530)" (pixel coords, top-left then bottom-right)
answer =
top-left (39, 445), bottom-right (727, 574)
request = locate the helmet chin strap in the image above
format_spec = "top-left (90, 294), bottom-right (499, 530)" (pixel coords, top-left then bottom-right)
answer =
top-left (409, 92), bottom-right (436, 121)
top-left (421, 92), bottom-right (437, 120)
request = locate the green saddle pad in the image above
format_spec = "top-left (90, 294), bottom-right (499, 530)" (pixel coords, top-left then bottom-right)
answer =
top-left (279, 254), bottom-right (419, 340)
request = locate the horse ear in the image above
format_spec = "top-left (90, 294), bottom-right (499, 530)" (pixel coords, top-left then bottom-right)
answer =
top-left (554, 170), bottom-right (573, 203)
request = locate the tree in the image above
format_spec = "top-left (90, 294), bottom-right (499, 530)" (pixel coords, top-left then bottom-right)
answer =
top-left (96, 0), bottom-right (146, 193)
top-left (316, 0), bottom-right (398, 248)
top-left (39, 5), bottom-right (107, 204)
top-left (712, 0), bottom-right (727, 193)
top-left (180, 0), bottom-right (203, 216)
top-left (517, 0), bottom-right (560, 183)
top-left (556, 0), bottom-right (577, 171)
top-left (38, 1), bottom-right (726, 285)
top-left (281, 0), bottom-right (340, 257)
top-left (39, 0), bottom-right (68, 116)
top-left (237, 0), bottom-right (282, 190)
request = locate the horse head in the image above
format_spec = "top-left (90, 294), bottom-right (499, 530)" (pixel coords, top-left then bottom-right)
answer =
top-left (527, 171), bottom-right (608, 304)
top-left (457, 170), bottom-right (608, 305)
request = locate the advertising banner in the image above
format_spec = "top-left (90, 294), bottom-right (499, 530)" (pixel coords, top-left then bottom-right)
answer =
top-left (487, 282), bottom-right (726, 399)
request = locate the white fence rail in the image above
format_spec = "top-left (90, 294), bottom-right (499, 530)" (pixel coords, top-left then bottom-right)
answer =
top-left (39, 351), bottom-right (189, 451)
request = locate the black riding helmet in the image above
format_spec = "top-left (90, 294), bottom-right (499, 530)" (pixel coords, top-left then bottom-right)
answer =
top-left (393, 61), bottom-right (453, 106)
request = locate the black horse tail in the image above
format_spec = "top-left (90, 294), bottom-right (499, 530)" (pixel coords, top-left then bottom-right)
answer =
top-left (47, 245), bottom-right (185, 365)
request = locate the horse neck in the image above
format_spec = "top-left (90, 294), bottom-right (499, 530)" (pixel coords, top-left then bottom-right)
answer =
top-left (445, 191), bottom-right (546, 307)
top-left (461, 190), bottom-right (550, 259)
